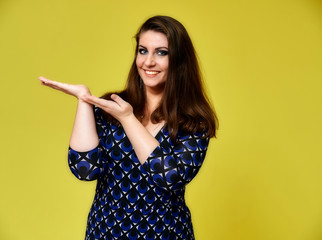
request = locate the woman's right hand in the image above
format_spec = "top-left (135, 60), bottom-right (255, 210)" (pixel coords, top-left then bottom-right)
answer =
top-left (38, 76), bottom-right (91, 99)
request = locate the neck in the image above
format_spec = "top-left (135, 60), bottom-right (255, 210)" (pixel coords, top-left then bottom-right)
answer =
top-left (143, 87), bottom-right (164, 120)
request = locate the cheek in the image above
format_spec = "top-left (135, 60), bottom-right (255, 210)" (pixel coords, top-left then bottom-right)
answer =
top-left (162, 59), bottom-right (169, 72)
top-left (136, 56), bottom-right (143, 68)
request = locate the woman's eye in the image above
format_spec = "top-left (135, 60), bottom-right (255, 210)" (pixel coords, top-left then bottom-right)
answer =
top-left (138, 48), bottom-right (147, 55)
top-left (157, 50), bottom-right (168, 56)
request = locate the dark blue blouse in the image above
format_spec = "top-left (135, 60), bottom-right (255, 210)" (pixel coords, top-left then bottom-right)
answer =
top-left (68, 106), bottom-right (209, 240)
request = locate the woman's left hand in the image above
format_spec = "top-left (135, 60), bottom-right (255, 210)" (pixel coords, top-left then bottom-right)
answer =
top-left (81, 94), bottom-right (134, 123)
top-left (83, 94), bottom-right (160, 165)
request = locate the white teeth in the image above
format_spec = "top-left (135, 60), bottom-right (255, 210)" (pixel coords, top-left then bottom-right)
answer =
top-left (145, 70), bottom-right (158, 75)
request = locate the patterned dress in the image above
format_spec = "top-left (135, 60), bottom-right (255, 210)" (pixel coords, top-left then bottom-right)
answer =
top-left (68, 106), bottom-right (210, 240)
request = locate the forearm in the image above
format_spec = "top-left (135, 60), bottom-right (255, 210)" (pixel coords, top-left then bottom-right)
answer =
top-left (121, 114), bottom-right (160, 164)
top-left (69, 100), bottom-right (99, 151)
top-left (78, 94), bottom-right (159, 162)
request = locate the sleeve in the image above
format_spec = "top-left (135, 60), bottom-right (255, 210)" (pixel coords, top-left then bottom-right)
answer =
top-left (142, 131), bottom-right (210, 191)
top-left (67, 106), bottom-right (108, 181)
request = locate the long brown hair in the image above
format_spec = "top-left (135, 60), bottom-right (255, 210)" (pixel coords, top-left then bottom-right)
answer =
top-left (102, 15), bottom-right (218, 142)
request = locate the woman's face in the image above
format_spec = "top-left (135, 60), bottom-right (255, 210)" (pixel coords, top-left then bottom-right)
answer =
top-left (136, 30), bottom-right (169, 93)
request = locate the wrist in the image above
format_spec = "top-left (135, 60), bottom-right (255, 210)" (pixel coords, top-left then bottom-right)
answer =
top-left (119, 113), bottom-right (138, 127)
top-left (77, 98), bottom-right (92, 107)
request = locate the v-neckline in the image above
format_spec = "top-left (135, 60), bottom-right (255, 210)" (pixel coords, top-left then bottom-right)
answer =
top-left (143, 120), bottom-right (166, 138)
top-left (152, 123), bottom-right (166, 139)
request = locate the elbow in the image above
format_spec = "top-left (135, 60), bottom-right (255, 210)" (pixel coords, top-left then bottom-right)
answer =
top-left (68, 147), bottom-right (102, 181)
top-left (147, 162), bottom-right (203, 191)
top-left (69, 163), bottom-right (101, 181)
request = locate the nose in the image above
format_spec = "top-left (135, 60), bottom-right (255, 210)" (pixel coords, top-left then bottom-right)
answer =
top-left (144, 53), bottom-right (155, 67)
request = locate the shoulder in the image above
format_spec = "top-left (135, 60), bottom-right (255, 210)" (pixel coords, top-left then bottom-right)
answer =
top-left (161, 126), bottom-right (209, 150)
top-left (93, 105), bottom-right (115, 129)
top-left (177, 129), bottom-right (210, 151)
top-left (93, 105), bottom-right (105, 122)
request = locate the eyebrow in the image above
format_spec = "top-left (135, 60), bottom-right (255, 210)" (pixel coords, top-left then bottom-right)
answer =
top-left (139, 44), bottom-right (168, 50)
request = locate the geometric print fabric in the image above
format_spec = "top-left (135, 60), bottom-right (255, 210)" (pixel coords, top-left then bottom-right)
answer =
top-left (68, 106), bottom-right (210, 240)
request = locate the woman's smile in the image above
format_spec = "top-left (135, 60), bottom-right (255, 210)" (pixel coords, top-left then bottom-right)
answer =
top-left (144, 69), bottom-right (160, 77)
top-left (136, 30), bottom-right (169, 92)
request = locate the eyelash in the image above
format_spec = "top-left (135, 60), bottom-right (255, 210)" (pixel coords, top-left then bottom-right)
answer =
top-left (138, 48), bottom-right (168, 56)
top-left (158, 50), bottom-right (168, 56)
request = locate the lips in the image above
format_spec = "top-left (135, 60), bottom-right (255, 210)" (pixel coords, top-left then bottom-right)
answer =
top-left (144, 69), bottom-right (160, 77)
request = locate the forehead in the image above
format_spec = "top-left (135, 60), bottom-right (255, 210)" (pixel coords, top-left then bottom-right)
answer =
top-left (139, 30), bottom-right (168, 48)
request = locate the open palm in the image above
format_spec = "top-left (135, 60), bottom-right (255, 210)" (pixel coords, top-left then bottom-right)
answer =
top-left (39, 76), bottom-right (133, 122)
top-left (38, 76), bottom-right (91, 99)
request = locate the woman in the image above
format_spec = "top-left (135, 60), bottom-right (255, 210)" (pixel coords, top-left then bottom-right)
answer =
top-left (39, 15), bottom-right (218, 240)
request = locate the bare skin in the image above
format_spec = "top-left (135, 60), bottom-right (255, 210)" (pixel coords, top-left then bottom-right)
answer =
top-left (40, 31), bottom-right (169, 164)
top-left (39, 76), bottom-right (161, 164)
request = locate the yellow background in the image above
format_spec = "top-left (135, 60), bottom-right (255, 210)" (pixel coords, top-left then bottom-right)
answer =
top-left (1, 0), bottom-right (322, 239)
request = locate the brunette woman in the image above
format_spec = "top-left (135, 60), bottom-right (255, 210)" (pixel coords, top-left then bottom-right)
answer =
top-left (39, 15), bottom-right (218, 240)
